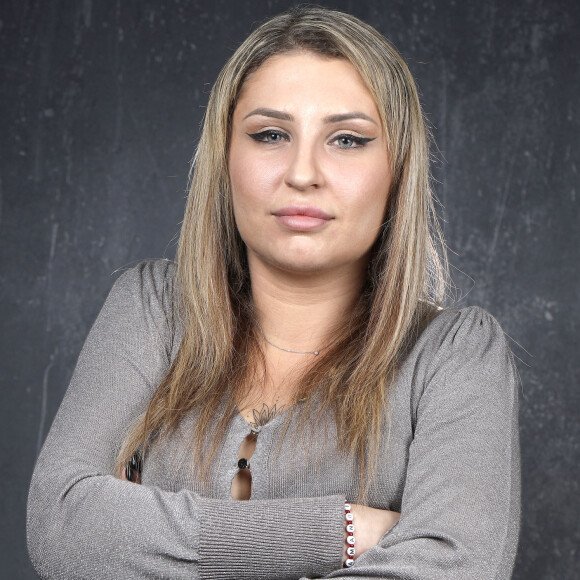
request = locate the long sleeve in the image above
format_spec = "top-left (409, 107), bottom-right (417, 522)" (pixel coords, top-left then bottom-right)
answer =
top-left (322, 307), bottom-right (521, 580)
top-left (27, 261), bottom-right (345, 579)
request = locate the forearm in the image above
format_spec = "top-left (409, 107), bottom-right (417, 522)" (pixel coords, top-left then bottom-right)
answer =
top-left (28, 453), bottom-right (346, 579)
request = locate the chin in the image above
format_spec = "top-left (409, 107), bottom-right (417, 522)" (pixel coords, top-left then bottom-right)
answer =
top-left (248, 245), bottom-right (364, 278)
top-left (269, 256), bottom-right (329, 275)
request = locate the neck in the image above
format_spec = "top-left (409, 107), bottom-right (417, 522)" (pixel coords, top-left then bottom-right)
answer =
top-left (248, 255), bottom-right (367, 353)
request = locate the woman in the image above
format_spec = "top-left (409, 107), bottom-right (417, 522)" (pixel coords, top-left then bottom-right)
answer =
top-left (27, 6), bottom-right (520, 579)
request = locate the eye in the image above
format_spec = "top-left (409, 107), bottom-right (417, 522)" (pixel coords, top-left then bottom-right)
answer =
top-left (332, 134), bottom-right (375, 149)
top-left (248, 130), bottom-right (288, 144)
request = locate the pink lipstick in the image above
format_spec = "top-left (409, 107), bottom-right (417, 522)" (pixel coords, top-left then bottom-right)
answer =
top-left (272, 205), bottom-right (333, 231)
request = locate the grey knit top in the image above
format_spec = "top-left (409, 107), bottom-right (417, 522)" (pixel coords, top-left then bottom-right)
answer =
top-left (27, 260), bottom-right (520, 579)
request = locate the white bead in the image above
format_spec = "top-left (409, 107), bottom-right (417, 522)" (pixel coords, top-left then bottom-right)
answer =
top-left (347, 535), bottom-right (355, 545)
top-left (344, 503), bottom-right (351, 511)
top-left (347, 546), bottom-right (356, 557)
top-left (346, 523), bottom-right (355, 533)
top-left (345, 558), bottom-right (354, 567)
top-left (345, 512), bottom-right (353, 522)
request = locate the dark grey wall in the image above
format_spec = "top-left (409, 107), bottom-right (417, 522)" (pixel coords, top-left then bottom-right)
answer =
top-left (1, 1), bottom-right (578, 578)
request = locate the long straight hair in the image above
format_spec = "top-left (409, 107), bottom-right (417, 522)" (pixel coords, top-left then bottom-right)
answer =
top-left (117, 6), bottom-right (448, 489)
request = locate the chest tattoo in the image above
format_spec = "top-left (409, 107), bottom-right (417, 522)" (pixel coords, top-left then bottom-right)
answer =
top-left (249, 402), bottom-right (285, 433)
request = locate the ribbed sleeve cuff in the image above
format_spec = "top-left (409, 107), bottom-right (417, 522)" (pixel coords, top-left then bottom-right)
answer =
top-left (198, 494), bottom-right (345, 579)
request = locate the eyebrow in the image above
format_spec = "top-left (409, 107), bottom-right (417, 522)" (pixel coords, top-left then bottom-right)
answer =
top-left (324, 112), bottom-right (378, 125)
top-left (243, 108), bottom-right (378, 125)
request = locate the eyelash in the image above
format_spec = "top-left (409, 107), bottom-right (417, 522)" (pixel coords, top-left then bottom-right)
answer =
top-left (247, 130), bottom-right (374, 149)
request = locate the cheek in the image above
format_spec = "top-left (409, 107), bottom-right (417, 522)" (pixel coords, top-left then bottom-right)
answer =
top-left (333, 165), bottom-right (391, 257)
top-left (228, 150), bottom-right (281, 244)
top-left (228, 149), bottom-right (257, 235)
top-left (229, 143), bottom-right (285, 207)
top-left (228, 149), bottom-right (253, 204)
top-left (343, 164), bottom-right (391, 225)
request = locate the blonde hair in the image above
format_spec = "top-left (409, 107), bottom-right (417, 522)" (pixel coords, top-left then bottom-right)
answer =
top-left (117, 5), bottom-right (448, 491)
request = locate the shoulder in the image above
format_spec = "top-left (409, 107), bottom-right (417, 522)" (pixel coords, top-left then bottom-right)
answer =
top-left (415, 305), bottom-right (511, 359)
top-left (404, 305), bottom-right (518, 408)
top-left (99, 260), bottom-right (180, 356)
top-left (106, 259), bottom-right (177, 316)
top-left (112, 259), bottom-right (176, 297)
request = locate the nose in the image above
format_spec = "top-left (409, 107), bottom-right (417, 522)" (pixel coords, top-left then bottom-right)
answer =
top-left (284, 139), bottom-right (324, 191)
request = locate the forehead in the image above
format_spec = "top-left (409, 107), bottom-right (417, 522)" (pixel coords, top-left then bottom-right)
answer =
top-left (235, 51), bottom-right (380, 118)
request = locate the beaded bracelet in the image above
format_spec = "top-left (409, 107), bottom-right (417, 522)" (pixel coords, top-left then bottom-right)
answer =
top-left (344, 502), bottom-right (355, 567)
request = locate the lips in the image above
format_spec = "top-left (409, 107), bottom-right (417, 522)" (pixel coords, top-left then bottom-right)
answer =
top-left (273, 206), bottom-right (332, 220)
top-left (272, 205), bottom-right (333, 231)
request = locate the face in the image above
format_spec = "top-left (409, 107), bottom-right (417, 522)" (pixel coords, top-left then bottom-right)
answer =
top-left (228, 51), bottom-right (392, 280)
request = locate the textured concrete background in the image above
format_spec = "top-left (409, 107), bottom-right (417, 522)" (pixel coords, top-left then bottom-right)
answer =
top-left (1, 1), bottom-right (579, 578)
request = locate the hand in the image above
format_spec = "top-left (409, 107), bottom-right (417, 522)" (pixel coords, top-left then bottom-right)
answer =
top-left (121, 456), bottom-right (142, 484)
top-left (346, 504), bottom-right (400, 562)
